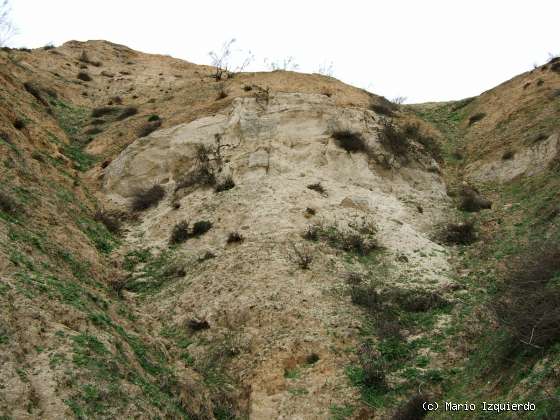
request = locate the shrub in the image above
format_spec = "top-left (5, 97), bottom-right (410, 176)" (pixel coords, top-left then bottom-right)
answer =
top-left (117, 106), bottom-right (138, 121)
top-left (0, 191), bottom-right (18, 216)
top-left (187, 318), bottom-right (210, 331)
top-left (170, 221), bottom-right (190, 244)
top-left (551, 62), bottom-right (560, 73)
top-left (131, 184), bottom-right (165, 211)
top-left (138, 120), bottom-right (162, 137)
top-left (191, 220), bottom-right (212, 237)
top-left (215, 175), bottom-right (235, 192)
top-left (357, 341), bottom-right (387, 390)
top-left (306, 353), bottom-right (320, 364)
top-left (226, 231), bottom-right (244, 244)
top-left (77, 71), bottom-right (92, 82)
top-left (391, 289), bottom-right (448, 312)
top-left (176, 167), bottom-right (216, 191)
top-left (307, 182), bottom-right (326, 195)
top-left (378, 120), bottom-right (409, 157)
top-left (351, 284), bottom-right (382, 310)
top-left (23, 82), bottom-right (50, 106)
top-left (459, 186), bottom-right (492, 212)
top-left (493, 242), bottom-right (560, 349)
top-left (302, 224), bottom-right (320, 241)
top-left (91, 106), bottom-right (119, 118)
top-left (289, 242), bottom-right (313, 269)
top-left (502, 150), bottom-right (515, 160)
top-left (441, 221), bottom-right (476, 245)
top-left (403, 123), bottom-right (443, 162)
top-left (391, 394), bottom-right (428, 420)
top-left (148, 114), bottom-right (160, 122)
top-left (93, 210), bottom-right (121, 234)
top-left (332, 130), bottom-right (369, 153)
top-left (13, 118), bottom-right (25, 130)
top-left (304, 221), bottom-right (379, 256)
top-left (468, 112), bottom-right (486, 126)
top-left (369, 103), bottom-right (394, 117)
top-left (304, 207), bottom-right (316, 217)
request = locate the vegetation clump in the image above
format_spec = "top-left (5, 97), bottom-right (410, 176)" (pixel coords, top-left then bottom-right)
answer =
top-left (77, 71), bottom-right (92, 82)
top-left (332, 130), bottom-right (369, 153)
top-left (468, 112), bottom-right (486, 126)
top-left (493, 242), bottom-right (560, 349)
top-left (226, 231), bottom-right (244, 244)
top-left (138, 120), bottom-right (162, 137)
top-left (170, 221), bottom-right (190, 244)
top-left (307, 182), bottom-right (326, 196)
top-left (131, 185), bottom-right (165, 211)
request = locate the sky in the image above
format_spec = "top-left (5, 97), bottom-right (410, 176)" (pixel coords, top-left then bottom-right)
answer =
top-left (6, 0), bottom-right (560, 103)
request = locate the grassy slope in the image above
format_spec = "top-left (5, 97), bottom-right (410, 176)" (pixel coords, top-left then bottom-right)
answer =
top-left (411, 85), bottom-right (560, 418)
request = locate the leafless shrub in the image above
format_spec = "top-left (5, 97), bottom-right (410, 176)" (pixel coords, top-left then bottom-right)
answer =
top-left (208, 38), bottom-right (254, 81)
top-left (403, 123), bottom-right (443, 162)
top-left (191, 220), bottom-right (212, 237)
top-left (492, 242), bottom-right (560, 349)
top-left (502, 150), bottom-right (515, 160)
top-left (131, 184), bottom-right (165, 211)
top-left (289, 242), bottom-right (313, 270)
top-left (264, 56), bottom-right (299, 71)
top-left (13, 118), bottom-right (25, 130)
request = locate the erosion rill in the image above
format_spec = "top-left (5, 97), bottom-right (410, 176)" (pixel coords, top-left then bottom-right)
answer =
top-left (0, 41), bottom-right (559, 418)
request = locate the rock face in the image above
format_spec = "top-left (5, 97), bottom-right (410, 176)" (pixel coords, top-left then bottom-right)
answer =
top-left (104, 92), bottom-right (452, 418)
top-left (466, 133), bottom-right (560, 183)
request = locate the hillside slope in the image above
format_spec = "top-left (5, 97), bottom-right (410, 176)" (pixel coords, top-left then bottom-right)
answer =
top-left (1, 40), bottom-right (559, 419)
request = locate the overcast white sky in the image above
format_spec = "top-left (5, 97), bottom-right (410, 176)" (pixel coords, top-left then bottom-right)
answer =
top-left (7, 0), bottom-right (560, 103)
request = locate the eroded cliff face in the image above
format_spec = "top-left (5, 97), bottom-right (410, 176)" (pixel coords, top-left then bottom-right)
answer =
top-left (103, 92), bottom-right (453, 417)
